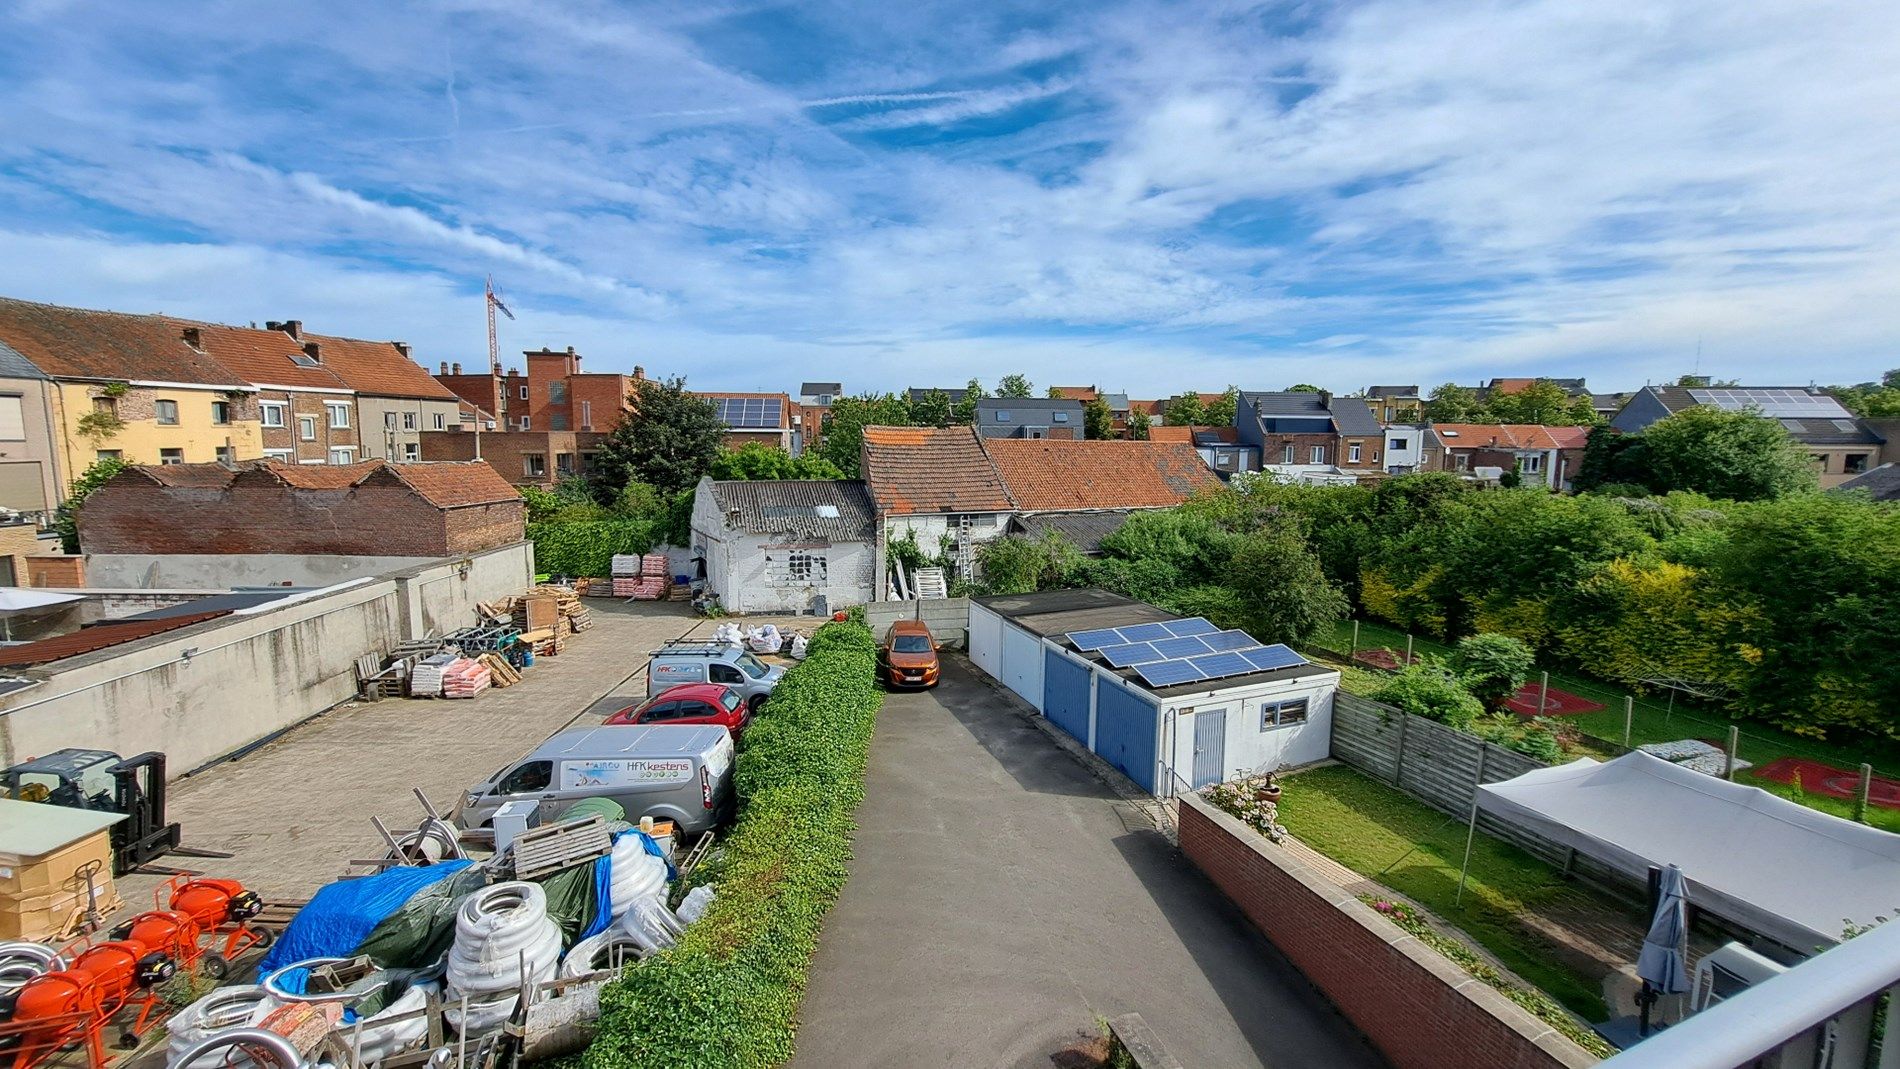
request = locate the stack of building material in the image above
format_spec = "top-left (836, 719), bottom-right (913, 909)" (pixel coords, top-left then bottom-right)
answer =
top-left (410, 653), bottom-right (456, 697)
top-left (624, 553), bottom-right (672, 600)
top-left (442, 657), bottom-right (492, 698)
top-left (478, 652), bottom-right (522, 687)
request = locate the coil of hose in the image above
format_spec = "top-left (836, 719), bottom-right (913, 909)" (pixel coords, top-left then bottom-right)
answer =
top-left (0, 942), bottom-right (66, 996)
top-left (444, 882), bottom-right (560, 1035)
top-left (167, 985), bottom-right (280, 1068)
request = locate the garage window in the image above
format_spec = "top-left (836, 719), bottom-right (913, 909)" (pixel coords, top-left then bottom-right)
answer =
top-left (1262, 698), bottom-right (1309, 730)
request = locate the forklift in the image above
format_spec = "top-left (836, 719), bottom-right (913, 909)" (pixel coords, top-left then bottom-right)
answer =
top-left (0, 749), bottom-right (231, 876)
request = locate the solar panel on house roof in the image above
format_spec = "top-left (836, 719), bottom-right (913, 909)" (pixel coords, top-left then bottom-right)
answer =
top-left (1163, 617), bottom-right (1219, 637)
top-left (1686, 388), bottom-right (1850, 419)
top-left (1189, 652), bottom-right (1256, 680)
top-left (1152, 636), bottom-right (1213, 659)
top-left (716, 397), bottom-right (784, 428)
top-left (1243, 645), bottom-right (1307, 671)
top-left (1066, 628), bottom-right (1125, 651)
top-left (1134, 660), bottom-right (1206, 688)
top-left (1099, 642), bottom-right (1166, 667)
top-left (1117, 622), bottom-right (1175, 643)
top-left (1202, 630), bottom-right (1262, 652)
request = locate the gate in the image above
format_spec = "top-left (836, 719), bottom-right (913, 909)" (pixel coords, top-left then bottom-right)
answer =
top-left (1192, 708), bottom-right (1227, 788)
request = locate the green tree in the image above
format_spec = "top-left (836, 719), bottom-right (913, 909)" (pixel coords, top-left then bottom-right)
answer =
top-left (1487, 379), bottom-right (1573, 425)
top-left (1425, 383), bottom-right (1483, 422)
top-left (1286, 383), bottom-right (1323, 393)
top-left (1566, 396), bottom-right (1604, 425)
top-left (56, 456), bottom-right (128, 553)
top-left (973, 531), bottom-right (1083, 595)
top-left (1371, 662), bottom-right (1485, 730)
top-left (1825, 370), bottom-right (1900, 419)
top-left (1450, 633), bottom-right (1536, 708)
top-left (1083, 396), bottom-right (1114, 439)
top-left (909, 388), bottom-right (952, 428)
top-left (816, 393), bottom-right (913, 477)
top-left (588, 378), bottom-right (723, 499)
top-left (950, 379), bottom-right (986, 424)
top-left (1165, 392), bottom-right (1208, 426)
top-left (1126, 409), bottom-right (1152, 440)
top-left (1222, 520), bottom-right (1350, 644)
top-left (708, 442), bottom-right (844, 481)
top-left (1046, 385), bottom-right (1066, 399)
top-left (995, 374), bottom-right (1034, 398)
top-left (1631, 406), bottom-right (1818, 501)
top-left (1206, 386), bottom-right (1240, 427)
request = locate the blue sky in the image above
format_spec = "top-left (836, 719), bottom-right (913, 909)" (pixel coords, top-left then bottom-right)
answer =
top-left (2, 0), bottom-right (1897, 396)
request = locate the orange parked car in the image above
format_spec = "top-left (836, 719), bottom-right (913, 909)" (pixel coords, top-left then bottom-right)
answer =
top-left (879, 619), bottom-right (941, 689)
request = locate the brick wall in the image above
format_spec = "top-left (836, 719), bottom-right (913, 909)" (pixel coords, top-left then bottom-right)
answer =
top-left (1177, 794), bottom-right (1600, 1069)
top-left (0, 522), bottom-right (40, 585)
top-left (77, 472), bottom-right (522, 557)
top-left (1261, 431), bottom-right (1339, 466)
top-left (418, 429), bottom-right (602, 487)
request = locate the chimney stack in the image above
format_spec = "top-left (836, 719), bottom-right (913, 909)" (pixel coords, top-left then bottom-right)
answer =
top-left (302, 341), bottom-right (320, 362)
top-left (181, 327), bottom-right (202, 349)
top-left (452, 362), bottom-right (462, 375)
top-left (440, 361), bottom-right (449, 375)
top-left (276, 320), bottom-right (302, 339)
top-left (634, 365), bottom-right (645, 379)
top-left (394, 341), bottom-right (411, 359)
top-left (1318, 390), bottom-right (1332, 406)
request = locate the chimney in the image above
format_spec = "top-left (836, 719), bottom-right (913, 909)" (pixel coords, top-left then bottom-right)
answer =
top-left (265, 320), bottom-right (282, 331)
top-left (394, 341), bottom-right (411, 359)
top-left (633, 365), bottom-right (645, 380)
top-left (452, 362), bottom-right (462, 375)
top-left (279, 320), bottom-right (302, 339)
top-left (439, 361), bottom-right (449, 375)
top-left (1318, 390), bottom-right (1332, 407)
top-left (181, 326), bottom-right (202, 349)
top-left (302, 341), bottom-right (320, 362)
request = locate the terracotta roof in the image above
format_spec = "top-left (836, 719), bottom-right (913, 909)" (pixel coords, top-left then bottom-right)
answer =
top-left (0, 297), bottom-right (245, 385)
top-left (109, 460), bottom-right (519, 509)
top-left (299, 332), bottom-right (458, 400)
top-left (1050, 386), bottom-right (1099, 401)
top-left (861, 426), bottom-right (1013, 513)
top-left (136, 464), bottom-right (241, 488)
top-left (0, 610), bottom-right (232, 669)
top-left (1432, 424), bottom-right (1589, 450)
top-left (983, 439), bottom-right (1219, 511)
top-left (387, 461), bottom-right (521, 508)
top-left (179, 321), bottom-right (351, 391)
top-left (1149, 424), bottom-right (1236, 444)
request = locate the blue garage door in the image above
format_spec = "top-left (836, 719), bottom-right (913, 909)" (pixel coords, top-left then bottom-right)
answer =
top-left (1042, 650), bottom-right (1091, 744)
top-left (1092, 680), bottom-right (1159, 793)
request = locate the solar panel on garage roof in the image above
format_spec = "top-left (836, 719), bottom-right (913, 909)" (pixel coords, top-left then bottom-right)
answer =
top-left (1066, 628), bottom-right (1125, 651)
top-left (1202, 630), bottom-right (1262, 652)
top-left (1243, 645), bottom-right (1307, 671)
top-left (1117, 622), bottom-right (1175, 643)
top-left (1135, 660), bottom-right (1205, 688)
top-left (1151, 635), bottom-right (1212, 659)
top-left (1189, 652), bottom-right (1255, 680)
top-left (1163, 617), bottom-right (1218, 637)
top-left (1099, 642), bottom-right (1166, 667)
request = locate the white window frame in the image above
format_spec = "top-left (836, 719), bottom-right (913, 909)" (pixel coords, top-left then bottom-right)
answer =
top-left (523, 452), bottom-right (547, 477)
top-left (328, 446), bottom-right (355, 465)
top-left (96, 449), bottom-right (123, 462)
top-left (158, 447), bottom-right (185, 465)
top-left (519, 416), bottom-right (531, 431)
top-left (519, 384), bottom-right (529, 400)
top-left (1310, 445), bottom-right (1326, 464)
top-left (384, 411), bottom-right (398, 428)
top-left (432, 412), bottom-right (446, 430)
top-left (1523, 453), bottom-right (1543, 474)
top-left (298, 415), bottom-right (317, 441)
top-left (326, 402), bottom-right (350, 429)
top-left (403, 411), bottom-right (418, 430)
top-left (1282, 443), bottom-right (1295, 464)
top-left (403, 442), bottom-right (420, 461)
top-left (1262, 698), bottom-right (1309, 730)
top-left (263, 448), bottom-right (292, 462)
top-left (1348, 443), bottom-right (1362, 463)
top-left (155, 399), bottom-right (180, 426)
top-left (260, 402), bottom-right (286, 428)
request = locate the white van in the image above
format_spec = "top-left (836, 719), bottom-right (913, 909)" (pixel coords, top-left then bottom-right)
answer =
top-left (646, 641), bottom-right (786, 709)
top-left (455, 725), bottom-right (735, 835)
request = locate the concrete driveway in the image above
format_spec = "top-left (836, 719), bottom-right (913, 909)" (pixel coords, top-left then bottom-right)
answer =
top-left (792, 656), bottom-right (1386, 1069)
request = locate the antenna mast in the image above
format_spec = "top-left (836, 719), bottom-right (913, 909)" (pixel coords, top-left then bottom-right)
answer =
top-left (484, 275), bottom-right (515, 375)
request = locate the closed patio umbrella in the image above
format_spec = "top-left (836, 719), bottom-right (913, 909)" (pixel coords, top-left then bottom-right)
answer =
top-left (1635, 863), bottom-right (1690, 1034)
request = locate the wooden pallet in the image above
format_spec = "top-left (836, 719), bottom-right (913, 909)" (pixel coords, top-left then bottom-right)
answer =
top-left (508, 816), bottom-right (611, 881)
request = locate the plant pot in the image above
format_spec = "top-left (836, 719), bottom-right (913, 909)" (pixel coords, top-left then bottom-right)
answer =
top-left (1256, 785), bottom-right (1282, 804)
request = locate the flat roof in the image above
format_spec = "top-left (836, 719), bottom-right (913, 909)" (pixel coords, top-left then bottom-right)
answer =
top-left (977, 588), bottom-right (1337, 698)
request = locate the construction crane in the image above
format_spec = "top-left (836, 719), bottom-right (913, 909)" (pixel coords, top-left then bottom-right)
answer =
top-left (484, 274), bottom-right (515, 375)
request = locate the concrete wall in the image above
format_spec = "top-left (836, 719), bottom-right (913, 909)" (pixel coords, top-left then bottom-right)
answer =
top-left (356, 396), bottom-right (463, 461)
top-left (0, 541), bottom-right (536, 775)
top-left (865, 597), bottom-right (970, 648)
top-left (1178, 794), bottom-right (1599, 1069)
top-left (0, 375), bottom-right (63, 512)
top-left (85, 552), bottom-right (438, 589)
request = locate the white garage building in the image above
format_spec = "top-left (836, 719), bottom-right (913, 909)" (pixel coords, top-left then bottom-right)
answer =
top-left (969, 590), bottom-right (1340, 797)
top-left (689, 478), bottom-right (877, 614)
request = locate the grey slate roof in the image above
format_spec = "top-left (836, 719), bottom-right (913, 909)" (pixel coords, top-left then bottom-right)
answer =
top-left (799, 382), bottom-right (842, 396)
top-left (1329, 396), bottom-right (1384, 436)
top-left (907, 387), bottom-right (969, 404)
top-left (1835, 464), bottom-right (1900, 501)
top-left (1241, 390), bottom-right (1329, 417)
top-left (1009, 510), bottom-right (1135, 554)
top-left (707, 480), bottom-right (875, 541)
top-left (0, 338), bottom-right (46, 380)
top-left (1366, 385), bottom-right (1419, 398)
top-left (1775, 418), bottom-right (1882, 445)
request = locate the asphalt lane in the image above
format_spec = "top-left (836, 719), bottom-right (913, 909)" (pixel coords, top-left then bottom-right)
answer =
top-left (793, 656), bottom-right (1387, 1069)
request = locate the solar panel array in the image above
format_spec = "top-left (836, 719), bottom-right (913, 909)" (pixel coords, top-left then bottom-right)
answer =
top-left (1063, 617), bottom-right (1308, 690)
top-left (1686, 388), bottom-right (1850, 420)
top-left (715, 397), bottom-right (785, 428)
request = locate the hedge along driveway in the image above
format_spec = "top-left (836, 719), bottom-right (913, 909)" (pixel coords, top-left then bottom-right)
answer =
top-left (528, 519), bottom-right (656, 577)
top-left (583, 621), bottom-right (882, 1069)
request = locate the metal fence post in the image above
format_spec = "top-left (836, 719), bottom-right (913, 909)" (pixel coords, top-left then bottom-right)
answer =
top-left (1856, 764), bottom-right (1873, 823)
top-left (1724, 726), bottom-right (1739, 780)
top-left (1350, 620), bottom-right (1360, 658)
top-left (1405, 633), bottom-right (1414, 666)
top-left (1623, 695), bottom-right (1634, 748)
top-left (1537, 671), bottom-right (1549, 718)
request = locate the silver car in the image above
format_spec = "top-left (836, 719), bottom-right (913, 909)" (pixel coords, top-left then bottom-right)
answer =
top-left (455, 724), bottom-right (735, 835)
top-left (646, 641), bottom-right (786, 711)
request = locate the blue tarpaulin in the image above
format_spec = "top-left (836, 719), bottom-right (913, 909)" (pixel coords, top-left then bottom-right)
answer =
top-left (258, 860), bottom-right (474, 978)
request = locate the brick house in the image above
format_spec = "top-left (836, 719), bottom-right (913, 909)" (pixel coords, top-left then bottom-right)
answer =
top-left (78, 459), bottom-right (524, 560)
top-left (1611, 385), bottom-right (1884, 488)
top-left (282, 324), bottom-right (461, 462)
top-left (183, 322), bottom-right (356, 466)
top-left (429, 348), bottom-right (642, 486)
top-left (973, 397), bottom-right (1084, 439)
top-left (1235, 391), bottom-right (1386, 476)
top-left (419, 428), bottom-right (599, 487)
top-left (1432, 423), bottom-right (1590, 489)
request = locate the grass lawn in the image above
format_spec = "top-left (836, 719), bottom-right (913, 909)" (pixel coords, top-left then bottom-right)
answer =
top-left (1309, 618), bottom-right (1900, 834)
top-left (1277, 764), bottom-right (1637, 1022)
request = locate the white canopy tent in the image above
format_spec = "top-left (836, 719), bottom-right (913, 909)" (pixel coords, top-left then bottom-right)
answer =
top-left (0, 588), bottom-right (82, 640)
top-left (1462, 751), bottom-right (1900, 951)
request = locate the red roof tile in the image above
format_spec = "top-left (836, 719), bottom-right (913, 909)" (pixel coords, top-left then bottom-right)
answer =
top-left (1050, 386), bottom-right (1099, 401)
top-left (298, 332), bottom-right (458, 400)
top-left (983, 439), bottom-right (1219, 511)
top-left (180, 321), bottom-right (351, 392)
top-left (0, 610), bottom-right (231, 668)
top-left (1432, 423), bottom-right (1589, 451)
top-left (109, 460), bottom-right (519, 509)
top-left (391, 462), bottom-right (521, 508)
top-left (862, 426), bottom-right (1013, 513)
top-left (0, 297), bottom-right (245, 386)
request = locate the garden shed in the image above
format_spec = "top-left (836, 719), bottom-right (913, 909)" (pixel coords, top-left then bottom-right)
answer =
top-left (970, 590), bottom-right (1340, 796)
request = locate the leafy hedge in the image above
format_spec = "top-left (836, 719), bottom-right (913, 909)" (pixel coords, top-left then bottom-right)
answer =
top-left (527, 520), bottom-right (655, 577)
top-left (585, 621), bottom-right (881, 1069)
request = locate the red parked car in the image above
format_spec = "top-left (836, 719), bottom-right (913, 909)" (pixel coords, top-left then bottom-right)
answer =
top-left (604, 683), bottom-right (750, 737)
